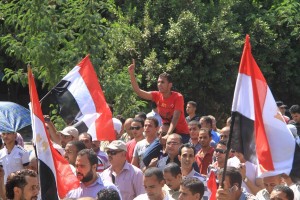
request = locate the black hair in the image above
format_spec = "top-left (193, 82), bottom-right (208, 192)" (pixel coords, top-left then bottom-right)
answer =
top-left (201, 116), bottom-right (213, 127)
top-left (144, 167), bottom-right (164, 182)
top-left (199, 128), bottom-right (212, 138)
top-left (187, 101), bottom-right (197, 108)
top-left (132, 117), bottom-right (145, 127)
top-left (181, 177), bottom-right (204, 198)
top-left (97, 188), bottom-right (121, 200)
top-left (159, 72), bottom-right (172, 83)
top-left (77, 149), bottom-right (98, 166)
top-left (163, 162), bottom-right (181, 177)
top-left (218, 167), bottom-right (242, 189)
top-left (178, 143), bottom-right (196, 156)
top-left (188, 120), bottom-right (201, 129)
top-left (67, 140), bottom-right (86, 153)
top-left (145, 117), bottom-right (159, 127)
top-left (135, 112), bottom-right (147, 121)
top-left (272, 185), bottom-right (294, 200)
top-left (79, 132), bottom-right (93, 142)
top-left (290, 105), bottom-right (300, 114)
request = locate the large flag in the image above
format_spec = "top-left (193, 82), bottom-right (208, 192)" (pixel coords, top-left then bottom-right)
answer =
top-left (231, 35), bottom-right (300, 178)
top-left (207, 171), bottom-right (217, 200)
top-left (41, 55), bottom-right (115, 141)
top-left (28, 67), bottom-right (80, 199)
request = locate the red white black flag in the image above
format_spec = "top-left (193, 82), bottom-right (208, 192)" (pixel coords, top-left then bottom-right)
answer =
top-left (42, 55), bottom-right (115, 141)
top-left (28, 67), bottom-right (80, 199)
top-left (231, 35), bottom-right (300, 178)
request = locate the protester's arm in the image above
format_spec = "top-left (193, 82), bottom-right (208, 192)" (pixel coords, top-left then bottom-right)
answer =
top-left (131, 156), bottom-right (139, 168)
top-left (128, 59), bottom-right (152, 101)
top-left (44, 117), bottom-right (61, 145)
top-left (239, 163), bottom-right (263, 195)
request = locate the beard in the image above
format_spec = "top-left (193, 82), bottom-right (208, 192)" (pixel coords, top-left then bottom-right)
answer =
top-left (20, 193), bottom-right (38, 200)
top-left (79, 169), bottom-right (94, 183)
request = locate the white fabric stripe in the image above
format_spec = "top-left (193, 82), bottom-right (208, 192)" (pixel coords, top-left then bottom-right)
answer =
top-left (78, 113), bottom-right (100, 140)
top-left (62, 66), bottom-right (96, 116)
top-left (259, 87), bottom-right (295, 177)
top-left (32, 114), bottom-right (57, 177)
top-left (231, 73), bottom-right (255, 120)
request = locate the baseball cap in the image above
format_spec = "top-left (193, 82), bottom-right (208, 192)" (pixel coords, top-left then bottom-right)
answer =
top-left (58, 126), bottom-right (79, 138)
top-left (105, 140), bottom-right (127, 152)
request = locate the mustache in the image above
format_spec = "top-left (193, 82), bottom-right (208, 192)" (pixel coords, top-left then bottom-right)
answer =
top-left (77, 172), bottom-right (83, 176)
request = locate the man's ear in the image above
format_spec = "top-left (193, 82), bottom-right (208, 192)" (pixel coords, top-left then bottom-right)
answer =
top-left (13, 187), bottom-right (21, 197)
top-left (92, 164), bottom-right (97, 171)
top-left (194, 193), bottom-right (201, 200)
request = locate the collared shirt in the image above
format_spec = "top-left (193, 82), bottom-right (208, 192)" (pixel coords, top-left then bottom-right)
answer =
top-left (101, 161), bottom-right (145, 200)
top-left (188, 139), bottom-right (201, 153)
top-left (195, 147), bottom-right (214, 175)
top-left (183, 169), bottom-right (209, 200)
top-left (0, 145), bottom-right (29, 184)
top-left (157, 155), bottom-right (181, 171)
top-left (66, 176), bottom-right (120, 198)
top-left (256, 188), bottom-right (270, 200)
top-left (133, 139), bottom-right (155, 169)
top-left (163, 185), bottom-right (180, 200)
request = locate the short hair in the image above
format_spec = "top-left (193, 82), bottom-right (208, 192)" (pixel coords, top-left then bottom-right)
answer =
top-left (159, 72), bottom-right (172, 83)
top-left (135, 112), bottom-right (147, 121)
top-left (145, 117), bottom-right (159, 127)
top-left (272, 185), bottom-right (294, 200)
top-left (67, 141), bottom-right (86, 152)
top-left (144, 167), bottom-right (164, 182)
top-left (97, 188), bottom-right (121, 200)
top-left (201, 116), bottom-right (213, 126)
top-left (290, 105), bottom-right (300, 114)
top-left (181, 177), bottom-right (204, 198)
top-left (188, 120), bottom-right (201, 129)
top-left (218, 167), bottom-right (242, 189)
top-left (178, 143), bottom-right (196, 156)
top-left (168, 133), bottom-right (183, 144)
top-left (132, 117), bottom-right (144, 127)
top-left (163, 162), bottom-right (181, 177)
top-left (116, 115), bottom-right (125, 124)
top-left (6, 169), bottom-right (37, 199)
top-left (187, 101), bottom-right (197, 108)
top-left (77, 149), bottom-right (98, 166)
top-left (199, 128), bottom-right (212, 138)
top-left (79, 132), bottom-right (92, 142)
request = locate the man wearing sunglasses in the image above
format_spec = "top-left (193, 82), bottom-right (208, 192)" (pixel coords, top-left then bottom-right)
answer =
top-left (208, 140), bottom-right (228, 175)
top-left (101, 140), bottom-right (145, 200)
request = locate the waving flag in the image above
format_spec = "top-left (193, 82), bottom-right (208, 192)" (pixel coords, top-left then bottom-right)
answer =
top-left (231, 35), bottom-right (300, 178)
top-left (207, 171), bottom-right (217, 200)
top-left (41, 55), bottom-right (115, 141)
top-left (28, 67), bottom-right (80, 199)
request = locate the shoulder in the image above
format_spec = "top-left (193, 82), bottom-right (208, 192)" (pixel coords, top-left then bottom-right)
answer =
top-left (16, 145), bottom-right (28, 153)
top-left (134, 193), bottom-right (147, 200)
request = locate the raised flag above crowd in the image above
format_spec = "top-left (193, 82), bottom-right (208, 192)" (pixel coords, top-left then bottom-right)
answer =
top-left (28, 67), bottom-right (80, 199)
top-left (41, 55), bottom-right (116, 141)
top-left (230, 35), bottom-right (300, 178)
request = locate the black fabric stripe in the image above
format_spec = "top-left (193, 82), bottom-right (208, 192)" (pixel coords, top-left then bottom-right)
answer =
top-left (231, 112), bottom-right (256, 165)
top-left (290, 143), bottom-right (300, 181)
top-left (73, 120), bottom-right (89, 134)
top-left (39, 160), bottom-right (59, 200)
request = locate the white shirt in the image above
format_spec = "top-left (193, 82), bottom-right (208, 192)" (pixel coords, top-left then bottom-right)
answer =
top-left (134, 190), bottom-right (174, 200)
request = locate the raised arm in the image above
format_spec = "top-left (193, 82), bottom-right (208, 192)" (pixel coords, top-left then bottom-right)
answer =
top-left (128, 59), bottom-right (152, 101)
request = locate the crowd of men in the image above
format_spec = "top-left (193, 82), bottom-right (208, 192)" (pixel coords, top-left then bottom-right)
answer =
top-left (0, 60), bottom-right (299, 200)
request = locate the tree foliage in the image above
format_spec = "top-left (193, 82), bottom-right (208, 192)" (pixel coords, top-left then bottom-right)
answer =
top-left (1, 0), bottom-right (299, 124)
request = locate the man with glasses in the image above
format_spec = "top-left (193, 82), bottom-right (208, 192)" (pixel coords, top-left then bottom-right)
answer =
top-left (208, 140), bottom-right (227, 175)
top-left (101, 140), bottom-right (145, 200)
top-left (126, 118), bottom-right (145, 163)
top-left (132, 117), bottom-right (159, 170)
top-left (157, 134), bottom-right (182, 170)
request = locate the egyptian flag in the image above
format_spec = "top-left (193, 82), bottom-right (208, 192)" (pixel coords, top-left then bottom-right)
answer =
top-left (42, 55), bottom-right (115, 141)
top-left (231, 35), bottom-right (300, 178)
top-left (28, 67), bottom-right (80, 199)
top-left (207, 171), bottom-right (217, 200)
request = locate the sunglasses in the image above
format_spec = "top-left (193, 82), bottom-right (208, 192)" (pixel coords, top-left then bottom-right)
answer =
top-left (130, 126), bottom-right (142, 130)
top-left (106, 150), bottom-right (123, 155)
top-left (215, 149), bottom-right (227, 154)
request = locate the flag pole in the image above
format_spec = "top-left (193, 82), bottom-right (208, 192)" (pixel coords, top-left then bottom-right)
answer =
top-left (220, 111), bottom-right (236, 188)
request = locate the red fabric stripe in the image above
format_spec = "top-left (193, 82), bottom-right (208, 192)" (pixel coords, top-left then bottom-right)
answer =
top-left (28, 68), bottom-right (79, 198)
top-left (77, 56), bottom-right (115, 141)
top-left (239, 35), bottom-right (274, 172)
top-left (207, 171), bottom-right (217, 200)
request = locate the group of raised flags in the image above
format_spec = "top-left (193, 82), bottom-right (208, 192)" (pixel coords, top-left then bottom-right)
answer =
top-left (27, 36), bottom-right (299, 199)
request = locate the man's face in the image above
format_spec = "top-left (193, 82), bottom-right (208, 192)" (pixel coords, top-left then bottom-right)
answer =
top-left (279, 107), bottom-right (286, 115)
top-left (144, 119), bottom-right (159, 139)
top-left (270, 190), bottom-right (289, 200)
top-left (143, 175), bottom-right (165, 200)
top-left (124, 119), bottom-right (133, 138)
top-left (188, 124), bottom-right (200, 140)
top-left (263, 175), bottom-right (282, 193)
top-left (163, 172), bottom-right (181, 191)
top-left (60, 134), bottom-right (74, 148)
top-left (158, 125), bottom-right (169, 145)
top-left (166, 136), bottom-right (182, 157)
top-left (92, 140), bottom-right (101, 152)
top-left (220, 127), bottom-right (230, 140)
top-left (130, 121), bottom-right (144, 139)
top-left (157, 77), bottom-right (172, 94)
top-left (64, 143), bottom-right (78, 166)
top-left (107, 149), bottom-right (125, 167)
top-left (19, 176), bottom-right (39, 200)
top-left (199, 118), bottom-right (209, 129)
top-left (75, 155), bottom-right (95, 183)
top-left (215, 144), bottom-right (227, 164)
top-left (178, 185), bottom-right (200, 200)
top-left (186, 104), bottom-right (196, 115)
top-left (1, 132), bottom-right (16, 145)
top-left (198, 131), bottom-right (211, 148)
top-left (179, 147), bottom-right (195, 169)
top-left (79, 134), bottom-right (92, 149)
top-left (291, 113), bottom-right (300, 123)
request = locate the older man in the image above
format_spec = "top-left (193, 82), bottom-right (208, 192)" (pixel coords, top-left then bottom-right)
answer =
top-left (163, 163), bottom-right (182, 199)
top-left (101, 140), bottom-right (145, 200)
top-left (256, 174), bottom-right (282, 200)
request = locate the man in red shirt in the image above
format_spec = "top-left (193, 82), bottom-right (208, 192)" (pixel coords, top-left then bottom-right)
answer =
top-left (128, 59), bottom-right (189, 142)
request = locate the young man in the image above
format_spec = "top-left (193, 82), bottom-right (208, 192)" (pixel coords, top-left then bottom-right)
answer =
top-left (128, 59), bottom-right (189, 143)
top-left (101, 140), bottom-right (145, 200)
top-left (186, 101), bottom-right (200, 123)
top-left (270, 185), bottom-right (294, 200)
top-left (178, 177), bottom-right (204, 200)
top-left (134, 167), bottom-right (173, 200)
top-left (5, 169), bottom-right (39, 200)
top-left (290, 104), bottom-right (300, 137)
top-left (163, 163), bottom-right (182, 199)
top-left (66, 149), bottom-right (120, 198)
top-left (187, 121), bottom-right (201, 153)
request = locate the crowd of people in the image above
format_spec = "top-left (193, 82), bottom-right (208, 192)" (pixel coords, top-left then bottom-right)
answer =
top-left (0, 60), bottom-right (299, 200)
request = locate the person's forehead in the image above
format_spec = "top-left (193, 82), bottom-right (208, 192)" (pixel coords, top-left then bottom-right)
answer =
top-left (189, 124), bottom-right (199, 129)
top-left (163, 171), bottom-right (175, 178)
top-left (216, 144), bottom-right (226, 150)
top-left (79, 134), bottom-right (90, 140)
top-left (131, 121), bottom-right (142, 126)
top-left (181, 147), bottom-right (194, 155)
top-left (145, 120), bottom-right (155, 126)
top-left (65, 144), bottom-right (77, 150)
top-left (271, 190), bottom-right (287, 199)
top-left (167, 136), bottom-right (180, 142)
top-left (157, 76), bottom-right (169, 83)
top-left (264, 176), bottom-right (281, 183)
top-left (25, 176), bottom-right (38, 184)
top-left (144, 175), bottom-right (160, 184)
top-left (199, 131), bottom-right (209, 136)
